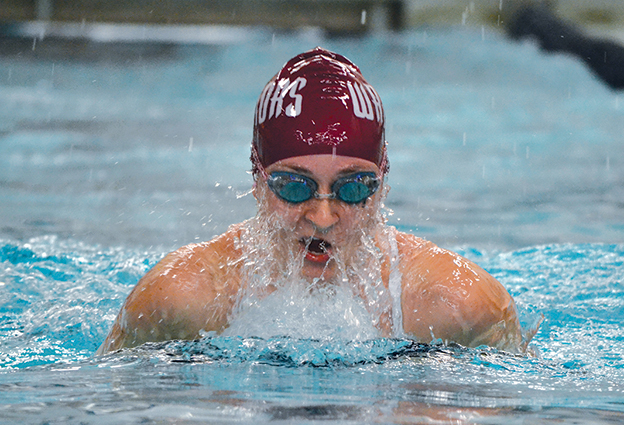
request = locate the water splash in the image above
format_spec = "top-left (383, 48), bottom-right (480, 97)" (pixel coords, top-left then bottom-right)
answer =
top-left (0, 235), bottom-right (158, 369)
top-left (224, 181), bottom-right (397, 341)
top-left (223, 281), bottom-right (380, 341)
top-left (105, 336), bottom-right (437, 368)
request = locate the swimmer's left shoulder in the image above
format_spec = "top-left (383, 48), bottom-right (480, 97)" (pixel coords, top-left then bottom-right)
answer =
top-left (395, 232), bottom-right (454, 267)
top-left (394, 231), bottom-right (433, 253)
top-left (396, 232), bottom-right (484, 270)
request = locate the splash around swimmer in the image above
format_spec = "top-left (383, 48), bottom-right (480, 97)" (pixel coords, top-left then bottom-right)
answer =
top-left (98, 48), bottom-right (537, 355)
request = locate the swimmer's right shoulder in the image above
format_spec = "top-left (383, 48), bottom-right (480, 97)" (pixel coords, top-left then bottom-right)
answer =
top-left (99, 225), bottom-right (246, 352)
top-left (132, 223), bottom-right (246, 301)
top-left (162, 222), bottom-right (246, 269)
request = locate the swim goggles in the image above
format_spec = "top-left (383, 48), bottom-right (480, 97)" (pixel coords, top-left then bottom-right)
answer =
top-left (267, 171), bottom-right (380, 204)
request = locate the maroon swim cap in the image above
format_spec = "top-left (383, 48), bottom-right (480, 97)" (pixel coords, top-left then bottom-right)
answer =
top-left (252, 47), bottom-right (387, 174)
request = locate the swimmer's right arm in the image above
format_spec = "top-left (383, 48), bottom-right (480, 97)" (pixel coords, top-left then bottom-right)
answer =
top-left (96, 229), bottom-right (243, 355)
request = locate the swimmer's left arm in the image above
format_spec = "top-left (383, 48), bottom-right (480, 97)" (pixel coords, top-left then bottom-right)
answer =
top-left (396, 233), bottom-right (524, 352)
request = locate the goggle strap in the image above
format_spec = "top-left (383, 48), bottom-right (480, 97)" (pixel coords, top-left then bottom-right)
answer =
top-left (251, 145), bottom-right (269, 180)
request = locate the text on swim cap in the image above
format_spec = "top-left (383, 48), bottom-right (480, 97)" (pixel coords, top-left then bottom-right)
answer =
top-left (257, 77), bottom-right (307, 124)
top-left (256, 78), bottom-right (383, 125)
top-left (347, 82), bottom-right (383, 122)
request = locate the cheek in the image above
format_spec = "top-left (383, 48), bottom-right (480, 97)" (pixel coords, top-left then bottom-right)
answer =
top-left (263, 194), bottom-right (305, 228)
top-left (344, 210), bottom-right (365, 227)
top-left (343, 202), bottom-right (379, 227)
top-left (278, 206), bottom-right (304, 227)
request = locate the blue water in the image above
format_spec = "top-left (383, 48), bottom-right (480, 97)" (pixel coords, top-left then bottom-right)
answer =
top-left (1, 26), bottom-right (623, 423)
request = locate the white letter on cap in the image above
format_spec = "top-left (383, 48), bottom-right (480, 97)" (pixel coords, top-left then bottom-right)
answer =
top-left (285, 77), bottom-right (306, 117)
top-left (348, 82), bottom-right (374, 120)
top-left (365, 84), bottom-right (383, 123)
top-left (269, 78), bottom-right (289, 120)
top-left (256, 81), bottom-right (275, 125)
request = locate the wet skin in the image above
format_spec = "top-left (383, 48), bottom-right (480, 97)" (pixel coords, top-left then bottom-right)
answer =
top-left (260, 155), bottom-right (382, 281)
top-left (98, 154), bottom-right (529, 355)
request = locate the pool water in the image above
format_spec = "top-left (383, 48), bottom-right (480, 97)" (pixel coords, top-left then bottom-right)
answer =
top-left (1, 26), bottom-right (623, 423)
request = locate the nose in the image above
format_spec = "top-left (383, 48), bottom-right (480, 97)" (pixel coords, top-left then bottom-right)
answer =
top-left (304, 198), bottom-right (339, 230)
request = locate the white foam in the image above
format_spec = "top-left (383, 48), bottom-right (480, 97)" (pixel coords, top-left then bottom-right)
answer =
top-left (223, 282), bottom-right (380, 341)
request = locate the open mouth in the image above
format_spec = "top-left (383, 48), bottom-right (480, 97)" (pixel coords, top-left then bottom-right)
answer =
top-left (300, 237), bottom-right (332, 263)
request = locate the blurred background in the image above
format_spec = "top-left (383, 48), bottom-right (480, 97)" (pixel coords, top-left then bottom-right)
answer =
top-left (1, 0), bottom-right (624, 38)
top-left (1, 0), bottom-right (624, 251)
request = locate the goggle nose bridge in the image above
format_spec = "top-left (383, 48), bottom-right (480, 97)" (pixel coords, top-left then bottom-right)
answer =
top-left (314, 192), bottom-right (337, 200)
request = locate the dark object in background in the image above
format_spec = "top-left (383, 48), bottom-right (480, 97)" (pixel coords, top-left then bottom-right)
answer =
top-left (507, 3), bottom-right (624, 90)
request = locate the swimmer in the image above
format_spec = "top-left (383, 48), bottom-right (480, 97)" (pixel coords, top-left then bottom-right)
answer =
top-left (98, 47), bottom-right (535, 355)
top-left (505, 1), bottom-right (624, 90)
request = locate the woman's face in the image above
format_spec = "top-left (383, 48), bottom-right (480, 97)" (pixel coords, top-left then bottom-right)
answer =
top-left (258, 154), bottom-right (383, 281)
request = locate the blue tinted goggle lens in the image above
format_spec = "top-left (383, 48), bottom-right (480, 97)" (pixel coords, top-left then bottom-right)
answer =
top-left (267, 172), bottom-right (380, 204)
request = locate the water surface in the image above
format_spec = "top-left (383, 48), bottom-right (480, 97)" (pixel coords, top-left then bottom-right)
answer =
top-left (1, 26), bottom-right (623, 424)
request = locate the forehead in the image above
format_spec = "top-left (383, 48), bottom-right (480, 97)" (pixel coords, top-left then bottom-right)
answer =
top-left (266, 154), bottom-right (379, 177)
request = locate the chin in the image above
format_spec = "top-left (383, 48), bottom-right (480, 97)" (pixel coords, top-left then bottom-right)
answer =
top-left (301, 259), bottom-right (337, 281)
